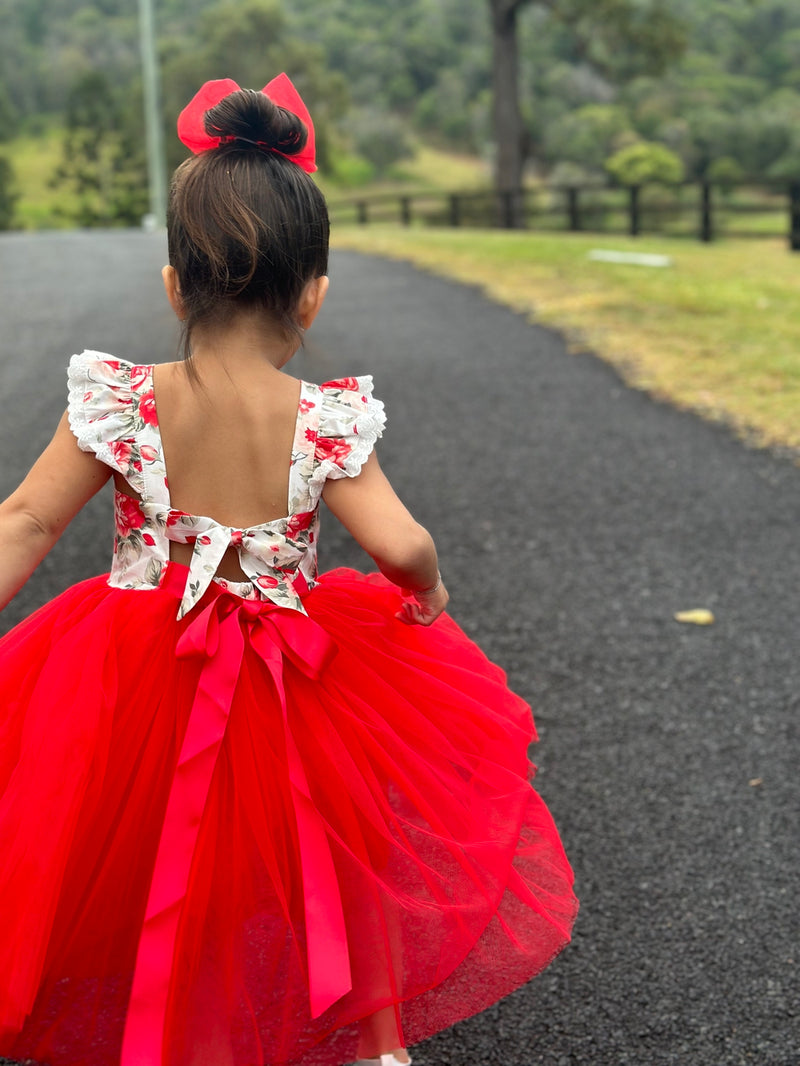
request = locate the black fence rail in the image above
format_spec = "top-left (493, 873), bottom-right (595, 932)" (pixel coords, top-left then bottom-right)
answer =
top-left (329, 180), bottom-right (800, 249)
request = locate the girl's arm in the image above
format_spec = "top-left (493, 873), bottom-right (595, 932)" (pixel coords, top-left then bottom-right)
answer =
top-left (322, 451), bottom-right (449, 626)
top-left (0, 412), bottom-right (111, 611)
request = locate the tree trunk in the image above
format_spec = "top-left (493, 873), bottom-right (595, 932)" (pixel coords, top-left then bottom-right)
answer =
top-left (491, 0), bottom-right (525, 227)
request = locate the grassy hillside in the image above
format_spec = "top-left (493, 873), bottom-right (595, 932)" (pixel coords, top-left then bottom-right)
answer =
top-left (7, 125), bottom-right (78, 230)
top-left (6, 131), bottom-right (489, 230)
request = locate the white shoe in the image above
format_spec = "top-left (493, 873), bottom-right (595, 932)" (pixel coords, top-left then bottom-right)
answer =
top-left (352, 1056), bottom-right (412, 1066)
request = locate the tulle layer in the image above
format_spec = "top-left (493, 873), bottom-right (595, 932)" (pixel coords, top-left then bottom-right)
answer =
top-left (0, 567), bottom-right (577, 1066)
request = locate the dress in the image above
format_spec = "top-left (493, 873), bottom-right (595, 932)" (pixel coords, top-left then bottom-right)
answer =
top-left (0, 352), bottom-right (577, 1066)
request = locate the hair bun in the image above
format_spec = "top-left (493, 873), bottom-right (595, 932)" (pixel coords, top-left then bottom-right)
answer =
top-left (203, 88), bottom-right (308, 156)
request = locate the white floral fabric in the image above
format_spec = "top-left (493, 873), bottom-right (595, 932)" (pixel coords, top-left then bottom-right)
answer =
top-left (67, 351), bottom-right (386, 619)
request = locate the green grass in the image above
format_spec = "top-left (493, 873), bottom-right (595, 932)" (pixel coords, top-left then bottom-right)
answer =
top-left (332, 226), bottom-right (800, 453)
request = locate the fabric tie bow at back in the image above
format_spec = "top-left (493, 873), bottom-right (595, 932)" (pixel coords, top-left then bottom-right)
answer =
top-left (121, 580), bottom-right (344, 1065)
top-left (177, 73), bottom-right (317, 173)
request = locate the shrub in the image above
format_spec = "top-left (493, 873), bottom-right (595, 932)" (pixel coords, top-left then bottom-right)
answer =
top-left (605, 141), bottom-right (685, 185)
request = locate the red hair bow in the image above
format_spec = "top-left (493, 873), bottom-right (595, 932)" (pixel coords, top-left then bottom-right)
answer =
top-left (177, 74), bottom-right (316, 173)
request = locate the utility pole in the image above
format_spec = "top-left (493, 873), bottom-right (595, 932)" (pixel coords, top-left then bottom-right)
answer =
top-left (138, 0), bottom-right (167, 228)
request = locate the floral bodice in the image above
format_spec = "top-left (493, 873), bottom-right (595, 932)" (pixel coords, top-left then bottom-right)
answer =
top-left (67, 351), bottom-right (385, 619)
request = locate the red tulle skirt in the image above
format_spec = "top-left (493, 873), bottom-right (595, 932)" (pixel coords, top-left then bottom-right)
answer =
top-left (0, 566), bottom-right (576, 1066)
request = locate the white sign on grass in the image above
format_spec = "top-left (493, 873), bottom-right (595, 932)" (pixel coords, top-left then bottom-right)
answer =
top-left (588, 249), bottom-right (672, 268)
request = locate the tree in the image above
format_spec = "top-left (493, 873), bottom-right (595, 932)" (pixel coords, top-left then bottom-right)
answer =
top-left (605, 141), bottom-right (685, 185)
top-left (544, 104), bottom-right (635, 175)
top-left (349, 108), bottom-right (415, 176)
top-left (706, 156), bottom-right (744, 194)
top-left (0, 156), bottom-right (17, 229)
top-left (51, 71), bottom-right (148, 227)
top-left (489, 0), bottom-right (688, 225)
top-left (490, 0), bottom-right (525, 220)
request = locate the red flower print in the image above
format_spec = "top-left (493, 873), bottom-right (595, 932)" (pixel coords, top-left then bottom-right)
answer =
top-left (256, 575), bottom-right (279, 589)
top-left (138, 390), bottom-right (158, 427)
top-left (83, 391), bottom-right (93, 403)
top-left (230, 529), bottom-right (243, 548)
top-left (198, 535), bottom-right (212, 546)
top-left (114, 493), bottom-right (145, 538)
top-left (129, 364), bottom-right (151, 390)
top-left (140, 444), bottom-right (159, 463)
top-left (305, 427), bottom-right (317, 443)
top-left (166, 510), bottom-right (191, 527)
top-left (103, 360), bottom-right (121, 373)
top-left (142, 533), bottom-right (156, 546)
top-left (324, 377), bottom-right (359, 391)
top-left (287, 511), bottom-right (313, 538)
top-left (315, 436), bottom-right (353, 466)
top-left (108, 441), bottom-right (133, 467)
top-left (298, 399), bottom-right (315, 413)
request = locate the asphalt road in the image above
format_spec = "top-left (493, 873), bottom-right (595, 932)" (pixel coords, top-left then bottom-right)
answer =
top-left (0, 231), bottom-right (798, 1066)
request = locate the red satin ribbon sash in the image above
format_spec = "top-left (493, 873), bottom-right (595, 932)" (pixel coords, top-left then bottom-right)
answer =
top-left (120, 572), bottom-right (347, 1065)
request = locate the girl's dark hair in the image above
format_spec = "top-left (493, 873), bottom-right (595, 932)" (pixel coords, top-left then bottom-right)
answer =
top-left (167, 88), bottom-right (329, 357)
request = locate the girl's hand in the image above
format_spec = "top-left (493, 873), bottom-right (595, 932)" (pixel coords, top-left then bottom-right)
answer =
top-left (395, 580), bottom-right (449, 627)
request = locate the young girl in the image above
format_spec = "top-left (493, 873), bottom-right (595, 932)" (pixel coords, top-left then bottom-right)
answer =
top-left (0, 76), bottom-right (577, 1066)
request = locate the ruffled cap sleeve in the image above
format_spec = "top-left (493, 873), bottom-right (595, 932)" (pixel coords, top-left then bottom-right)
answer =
top-left (67, 351), bottom-right (140, 481)
top-left (307, 376), bottom-right (386, 501)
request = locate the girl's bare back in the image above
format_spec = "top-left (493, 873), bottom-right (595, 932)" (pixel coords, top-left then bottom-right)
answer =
top-left (149, 358), bottom-right (301, 579)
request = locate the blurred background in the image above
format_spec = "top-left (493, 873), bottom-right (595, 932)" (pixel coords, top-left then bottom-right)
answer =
top-left (1, 0), bottom-right (800, 231)
top-left (3, 1), bottom-right (800, 456)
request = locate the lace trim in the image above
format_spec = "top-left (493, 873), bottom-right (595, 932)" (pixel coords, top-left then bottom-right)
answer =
top-left (66, 351), bottom-right (141, 488)
top-left (307, 377), bottom-right (387, 502)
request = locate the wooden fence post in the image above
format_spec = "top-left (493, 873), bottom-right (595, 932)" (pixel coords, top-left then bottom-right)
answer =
top-left (500, 190), bottom-right (515, 229)
top-left (567, 187), bottom-right (581, 232)
top-left (339, 177), bottom-right (799, 244)
top-left (700, 181), bottom-right (713, 242)
top-left (629, 185), bottom-right (641, 237)
top-left (789, 183), bottom-right (800, 251)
